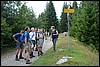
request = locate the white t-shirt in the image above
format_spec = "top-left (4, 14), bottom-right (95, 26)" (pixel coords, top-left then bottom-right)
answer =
top-left (29, 32), bottom-right (36, 40)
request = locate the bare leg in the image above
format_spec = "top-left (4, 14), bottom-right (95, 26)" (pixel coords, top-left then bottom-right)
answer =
top-left (16, 49), bottom-right (20, 56)
top-left (15, 48), bottom-right (20, 61)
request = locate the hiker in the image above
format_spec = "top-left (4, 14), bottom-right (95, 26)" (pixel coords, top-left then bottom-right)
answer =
top-left (13, 30), bottom-right (24, 61)
top-left (24, 26), bottom-right (32, 64)
top-left (34, 28), bottom-right (38, 51)
top-left (29, 27), bottom-right (36, 58)
top-left (38, 29), bottom-right (44, 56)
top-left (50, 26), bottom-right (59, 52)
top-left (63, 32), bottom-right (67, 36)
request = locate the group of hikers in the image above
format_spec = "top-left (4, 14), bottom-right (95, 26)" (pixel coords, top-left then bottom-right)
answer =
top-left (13, 26), bottom-right (59, 64)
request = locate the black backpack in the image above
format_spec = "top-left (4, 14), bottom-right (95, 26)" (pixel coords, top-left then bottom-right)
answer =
top-left (54, 29), bottom-right (59, 38)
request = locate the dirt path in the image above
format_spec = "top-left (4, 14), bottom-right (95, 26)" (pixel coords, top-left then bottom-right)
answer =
top-left (1, 37), bottom-right (53, 66)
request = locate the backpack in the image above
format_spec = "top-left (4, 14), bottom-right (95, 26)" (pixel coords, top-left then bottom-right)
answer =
top-left (55, 29), bottom-right (59, 38)
top-left (20, 33), bottom-right (25, 43)
top-left (15, 33), bottom-right (21, 41)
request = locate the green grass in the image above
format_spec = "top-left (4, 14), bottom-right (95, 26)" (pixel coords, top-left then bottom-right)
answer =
top-left (30, 33), bottom-right (99, 66)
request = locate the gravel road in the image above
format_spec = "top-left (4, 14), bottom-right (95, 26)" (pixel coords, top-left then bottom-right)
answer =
top-left (1, 37), bottom-right (53, 66)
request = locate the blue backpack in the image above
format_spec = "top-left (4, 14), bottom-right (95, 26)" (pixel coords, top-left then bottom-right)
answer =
top-left (20, 33), bottom-right (25, 43)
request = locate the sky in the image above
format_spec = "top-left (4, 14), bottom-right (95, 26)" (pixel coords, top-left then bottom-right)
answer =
top-left (25, 1), bottom-right (81, 19)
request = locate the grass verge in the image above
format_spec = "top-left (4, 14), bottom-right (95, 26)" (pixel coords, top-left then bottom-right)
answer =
top-left (30, 34), bottom-right (99, 66)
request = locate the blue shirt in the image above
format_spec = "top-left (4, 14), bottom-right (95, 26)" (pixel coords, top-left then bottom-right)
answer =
top-left (20, 33), bottom-right (25, 43)
top-left (24, 31), bottom-right (30, 42)
top-left (15, 33), bottom-right (21, 42)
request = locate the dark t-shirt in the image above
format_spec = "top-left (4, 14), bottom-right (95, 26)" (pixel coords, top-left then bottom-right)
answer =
top-left (51, 29), bottom-right (58, 39)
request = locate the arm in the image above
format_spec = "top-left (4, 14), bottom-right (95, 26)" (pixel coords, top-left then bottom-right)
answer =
top-left (13, 35), bottom-right (18, 43)
top-left (30, 34), bottom-right (34, 45)
top-left (53, 30), bottom-right (58, 35)
top-left (25, 38), bottom-right (28, 46)
top-left (50, 32), bottom-right (52, 41)
top-left (24, 33), bottom-right (28, 46)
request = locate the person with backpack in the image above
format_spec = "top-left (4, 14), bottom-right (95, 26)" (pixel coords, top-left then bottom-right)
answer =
top-left (24, 26), bottom-right (32, 64)
top-left (38, 29), bottom-right (44, 56)
top-left (29, 27), bottom-right (36, 58)
top-left (50, 26), bottom-right (59, 52)
top-left (13, 30), bottom-right (24, 61)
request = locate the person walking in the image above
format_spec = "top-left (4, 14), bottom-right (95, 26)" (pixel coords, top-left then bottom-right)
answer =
top-left (50, 26), bottom-right (59, 52)
top-left (13, 30), bottom-right (24, 61)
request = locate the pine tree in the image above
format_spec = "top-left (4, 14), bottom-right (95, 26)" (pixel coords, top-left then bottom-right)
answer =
top-left (70, 1), bottom-right (99, 51)
top-left (70, 1), bottom-right (78, 37)
top-left (60, 2), bottom-right (68, 32)
top-left (1, 1), bottom-right (37, 47)
top-left (45, 1), bottom-right (59, 31)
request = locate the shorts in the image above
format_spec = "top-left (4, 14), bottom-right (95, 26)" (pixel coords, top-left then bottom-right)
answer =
top-left (31, 40), bottom-right (35, 47)
top-left (16, 42), bottom-right (24, 49)
top-left (25, 42), bottom-right (31, 52)
top-left (38, 39), bottom-right (44, 48)
top-left (35, 39), bottom-right (39, 44)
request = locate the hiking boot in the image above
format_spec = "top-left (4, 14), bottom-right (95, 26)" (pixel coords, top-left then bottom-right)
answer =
top-left (31, 52), bottom-right (35, 57)
top-left (26, 60), bottom-right (32, 64)
top-left (15, 58), bottom-right (19, 61)
top-left (52, 50), bottom-right (56, 52)
top-left (25, 50), bottom-right (27, 53)
top-left (38, 52), bottom-right (41, 56)
top-left (24, 58), bottom-right (26, 60)
top-left (38, 53), bottom-right (42, 56)
top-left (24, 58), bottom-right (30, 61)
top-left (30, 56), bottom-right (33, 59)
top-left (38, 52), bottom-right (40, 56)
top-left (32, 55), bottom-right (35, 57)
top-left (30, 55), bottom-right (35, 58)
top-left (24, 58), bottom-right (29, 60)
top-left (39, 52), bottom-right (43, 55)
top-left (35, 48), bottom-right (38, 51)
top-left (41, 53), bottom-right (43, 55)
top-left (19, 57), bottom-right (24, 59)
top-left (41, 51), bottom-right (44, 55)
top-left (38, 54), bottom-right (40, 56)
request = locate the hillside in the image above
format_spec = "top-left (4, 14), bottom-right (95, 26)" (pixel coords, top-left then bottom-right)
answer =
top-left (31, 33), bottom-right (99, 66)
